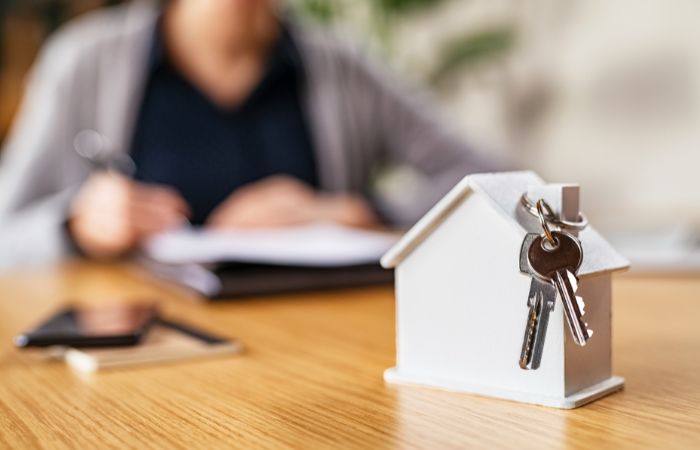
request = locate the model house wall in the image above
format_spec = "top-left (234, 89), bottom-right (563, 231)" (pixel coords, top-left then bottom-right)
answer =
top-left (395, 191), bottom-right (566, 396)
top-left (564, 274), bottom-right (612, 396)
top-left (383, 171), bottom-right (628, 408)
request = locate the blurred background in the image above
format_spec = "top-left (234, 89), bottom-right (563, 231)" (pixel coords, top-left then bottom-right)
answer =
top-left (1, 0), bottom-right (698, 235)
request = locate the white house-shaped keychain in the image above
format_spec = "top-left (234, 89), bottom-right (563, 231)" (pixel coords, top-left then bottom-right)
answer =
top-left (381, 171), bottom-right (629, 408)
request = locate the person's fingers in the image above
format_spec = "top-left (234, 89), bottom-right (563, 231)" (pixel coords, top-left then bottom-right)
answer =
top-left (205, 176), bottom-right (327, 230)
top-left (77, 178), bottom-right (190, 222)
top-left (69, 174), bottom-right (193, 258)
top-left (317, 194), bottom-right (380, 228)
top-left (206, 195), bottom-right (280, 227)
top-left (211, 193), bottom-right (380, 229)
top-left (68, 213), bottom-right (137, 259)
top-left (207, 202), bottom-right (316, 230)
top-left (133, 184), bottom-right (191, 217)
top-left (207, 206), bottom-right (260, 229)
top-left (81, 175), bottom-right (189, 211)
top-left (129, 201), bottom-right (188, 224)
top-left (73, 197), bottom-right (184, 234)
top-left (132, 217), bottom-right (182, 238)
top-left (77, 197), bottom-right (183, 235)
top-left (229, 175), bottom-right (315, 204)
top-left (80, 208), bottom-right (178, 244)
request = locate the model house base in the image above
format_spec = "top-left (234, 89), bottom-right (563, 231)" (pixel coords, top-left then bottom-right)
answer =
top-left (384, 368), bottom-right (624, 409)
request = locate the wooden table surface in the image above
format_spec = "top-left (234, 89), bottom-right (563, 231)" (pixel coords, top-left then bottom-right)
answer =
top-left (0, 262), bottom-right (698, 449)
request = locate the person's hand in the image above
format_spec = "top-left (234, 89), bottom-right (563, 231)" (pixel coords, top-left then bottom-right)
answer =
top-left (206, 175), bottom-right (380, 230)
top-left (68, 173), bottom-right (190, 259)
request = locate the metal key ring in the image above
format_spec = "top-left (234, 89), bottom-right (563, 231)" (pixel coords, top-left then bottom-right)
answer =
top-left (519, 193), bottom-right (588, 230)
top-left (536, 199), bottom-right (557, 246)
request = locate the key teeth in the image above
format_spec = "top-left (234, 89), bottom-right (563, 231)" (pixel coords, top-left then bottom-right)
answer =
top-left (576, 296), bottom-right (586, 315)
top-left (567, 271), bottom-right (579, 292)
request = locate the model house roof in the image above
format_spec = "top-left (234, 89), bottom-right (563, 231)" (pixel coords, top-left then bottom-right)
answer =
top-left (381, 171), bottom-right (630, 277)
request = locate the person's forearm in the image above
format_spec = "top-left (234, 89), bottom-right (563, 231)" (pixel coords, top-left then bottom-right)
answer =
top-left (0, 188), bottom-right (78, 268)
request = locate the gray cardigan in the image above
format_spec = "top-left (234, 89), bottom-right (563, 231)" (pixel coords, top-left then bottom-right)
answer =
top-left (0, 0), bottom-right (498, 267)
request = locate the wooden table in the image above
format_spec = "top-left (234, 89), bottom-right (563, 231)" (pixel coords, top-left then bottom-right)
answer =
top-left (0, 262), bottom-right (698, 449)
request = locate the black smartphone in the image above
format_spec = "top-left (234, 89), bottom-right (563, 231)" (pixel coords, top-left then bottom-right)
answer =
top-left (14, 303), bottom-right (158, 348)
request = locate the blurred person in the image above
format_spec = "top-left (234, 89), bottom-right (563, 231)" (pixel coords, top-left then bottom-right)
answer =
top-left (0, 0), bottom-right (501, 266)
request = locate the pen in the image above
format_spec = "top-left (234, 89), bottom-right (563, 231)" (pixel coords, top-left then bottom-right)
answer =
top-left (73, 129), bottom-right (191, 226)
top-left (73, 129), bottom-right (136, 176)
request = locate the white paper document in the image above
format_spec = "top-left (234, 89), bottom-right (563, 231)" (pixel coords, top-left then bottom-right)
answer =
top-left (142, 223), bottom-right (400, 267)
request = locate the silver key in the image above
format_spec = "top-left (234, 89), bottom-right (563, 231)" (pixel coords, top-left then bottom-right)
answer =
top-left (519, 278), bottom-right (556, 369)
top-left (527, 230), bottom-right (591, 346)
top-left (519, 233), bottom-right (557, 370)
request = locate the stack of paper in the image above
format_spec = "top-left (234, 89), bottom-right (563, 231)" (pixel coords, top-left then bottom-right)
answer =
top-left (143, 223), bottom-right (400, 267)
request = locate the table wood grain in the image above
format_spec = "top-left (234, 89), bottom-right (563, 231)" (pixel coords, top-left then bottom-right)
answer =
top-left (0, 262), bottom-right (698, 449)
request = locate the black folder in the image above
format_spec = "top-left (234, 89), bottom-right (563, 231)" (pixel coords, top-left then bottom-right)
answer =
top-left (140, 257), bottom-right (393, 300)
top-left (210, 262), bottom-right (393, 300)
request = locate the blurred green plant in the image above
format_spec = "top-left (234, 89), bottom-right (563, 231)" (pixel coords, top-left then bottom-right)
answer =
top-left (376, 0), bottom-right (445, 15)
top-left (291, 0), bottom-right (513, 84)
top-left (295, 0), bottom-right (443, 20)
top-left (295, 0), bottom-right (340, 23)
top-left (430, 26), bottom-right (514, 84)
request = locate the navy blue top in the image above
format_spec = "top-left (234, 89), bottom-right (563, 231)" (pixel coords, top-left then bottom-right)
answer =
top-left (130, 25), bottom-right (318, 225)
